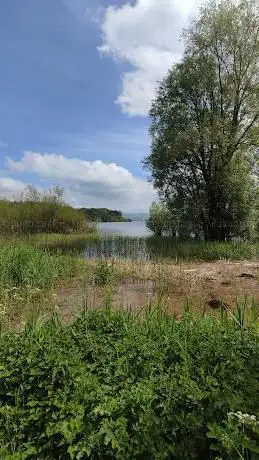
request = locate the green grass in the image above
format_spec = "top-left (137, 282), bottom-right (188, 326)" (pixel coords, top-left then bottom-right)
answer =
top-left (0, 304), bottom-right (258, 459)
top-left (0, 245), bottom-right (84, 289)
top-left (0, 231), bottom-right (98, 249)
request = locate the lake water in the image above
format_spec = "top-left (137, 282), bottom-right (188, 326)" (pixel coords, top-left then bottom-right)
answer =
top-left (48, 221), bottom-right (157, 260)
top-left (97, 221), bottom-right (152, 238)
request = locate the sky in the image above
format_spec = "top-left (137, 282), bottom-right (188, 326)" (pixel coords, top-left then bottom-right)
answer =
top-left (0, 0), bottom-right (203, 212)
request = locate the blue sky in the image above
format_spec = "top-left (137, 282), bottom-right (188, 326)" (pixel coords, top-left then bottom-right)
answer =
top-left (0, 0), bottom-right (198, 212)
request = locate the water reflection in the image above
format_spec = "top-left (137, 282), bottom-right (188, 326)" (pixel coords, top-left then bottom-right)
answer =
top-left (97, 221), bottom-right (152, 238)
top-left (49, 236), bottom-right (152, 261)
top-left (47, 222), bottom-right (156, 260)
top-left (45, 221), bottom-right (256, 261)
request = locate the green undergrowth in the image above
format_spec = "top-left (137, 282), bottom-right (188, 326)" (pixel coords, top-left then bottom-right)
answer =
top-left (0, 305), bottom-right (258, 459)
top-left (0, 245), bottom-right (84, 289)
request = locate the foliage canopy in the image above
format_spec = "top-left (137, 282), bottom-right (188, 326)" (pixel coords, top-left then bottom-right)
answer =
top-left (144, 0), bottom-right (259, 240)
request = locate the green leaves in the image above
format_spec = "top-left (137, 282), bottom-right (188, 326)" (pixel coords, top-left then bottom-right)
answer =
top-left (145, 0), bottom-right (259, 241)
top-left (0, 308), bottom-right (258, 459)
top-left (146, 202), bottom-right (175, 237)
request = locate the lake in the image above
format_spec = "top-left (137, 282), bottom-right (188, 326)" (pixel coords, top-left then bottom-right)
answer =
top-left (97, 221), bottom-right (152, 238)
top-left (47, 221), bottom-right (157, 260)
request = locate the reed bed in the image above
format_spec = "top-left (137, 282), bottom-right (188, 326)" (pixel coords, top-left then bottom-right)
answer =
top-left (42, 235), bottom-right (259, 262)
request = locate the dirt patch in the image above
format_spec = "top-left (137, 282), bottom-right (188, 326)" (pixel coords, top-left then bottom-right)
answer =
top-left (55, 260), bottom-right (259, 320)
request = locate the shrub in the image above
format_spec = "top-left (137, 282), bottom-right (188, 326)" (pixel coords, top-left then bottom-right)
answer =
top-left (146, 202), bottom-right (174, 237)
top-left (0, 187), bottom-right (90, 235)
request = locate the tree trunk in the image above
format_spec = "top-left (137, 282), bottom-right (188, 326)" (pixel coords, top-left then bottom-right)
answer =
top-left (203, 183), bottom-right (229, 241)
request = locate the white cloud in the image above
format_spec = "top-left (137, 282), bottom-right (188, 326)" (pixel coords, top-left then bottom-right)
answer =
top-left (6, 152), bottom-right (156, 212)
top-left (98, 0), bottom-right (203, 116)
top-left (0, 178), bottom-right (26, 200)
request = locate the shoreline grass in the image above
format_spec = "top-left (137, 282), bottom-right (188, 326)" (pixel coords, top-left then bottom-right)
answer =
top-left (46, 235), bottom-right (259, 262)
top-left (0, 232), bottom-right (258, 262)
top-left (0, 244), bottom-right (86, 326)
top-left (0, 245), bottom-right (85, 289)
top-left (0, 231), bottom-right (99, 248)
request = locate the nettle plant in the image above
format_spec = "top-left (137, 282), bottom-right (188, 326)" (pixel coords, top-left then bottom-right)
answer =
top-left (0, 306), bottom-right (258, 459)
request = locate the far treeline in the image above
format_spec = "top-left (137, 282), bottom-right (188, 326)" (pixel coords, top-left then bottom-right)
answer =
top-left (0, 185), bottom-right (90, 234)
top-left (79, 208), bottom-right (131, 223)
top-left (145, 0), bottom-right (259, 242)
top-left (0, 186), bottom-right (131, 234)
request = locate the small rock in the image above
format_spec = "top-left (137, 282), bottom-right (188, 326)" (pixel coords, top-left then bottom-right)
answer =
top-left (238, 273), bottom-right (256, 279)
top-left (207, 299), bottom-right (229, 310)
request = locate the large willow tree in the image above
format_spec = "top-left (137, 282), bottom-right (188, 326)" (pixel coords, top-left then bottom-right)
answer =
top-left (144, 0), bottom-right (259, 241)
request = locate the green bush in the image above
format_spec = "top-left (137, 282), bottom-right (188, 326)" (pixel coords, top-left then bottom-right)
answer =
top-left (0, 307), bottom-right (258, 459)
top-left (146, 202), bottom-right (174, 237)
top-left (0, 198), bottom-right (89, 235)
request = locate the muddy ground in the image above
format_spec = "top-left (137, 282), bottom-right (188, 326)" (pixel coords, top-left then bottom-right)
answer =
top-left (55, 260), bottom-right (259, 321)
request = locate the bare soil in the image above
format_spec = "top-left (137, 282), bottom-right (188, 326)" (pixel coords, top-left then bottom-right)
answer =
top-left (55, 260), bottom-right (259, 321)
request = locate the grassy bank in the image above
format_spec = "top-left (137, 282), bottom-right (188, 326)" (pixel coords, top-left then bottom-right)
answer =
top-left (0, 245), bottom-right (84, 325)
top-left (0, 232), bottom-right (99, 250)
top-left (0, 305), bottom-right (258, 459)
top-left (146, 237), bottom-right (259, 261)
top-left (0, 242), bottom-right (258, 458)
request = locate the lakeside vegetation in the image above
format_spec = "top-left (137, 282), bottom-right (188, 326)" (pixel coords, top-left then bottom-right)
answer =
top-left (0, 232), bottom-right (100, 251)
top-left (0, 1), bottom-right (258, 458)
top-left (0, 185), bottom-right (92, 235)
top-left (0, 238), bottom-right (258, 457)
top-left (37, 235), bottom-right (259, 262)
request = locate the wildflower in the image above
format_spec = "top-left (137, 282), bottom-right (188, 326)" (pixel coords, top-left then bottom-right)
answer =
top-left (228, 412), bottom-right (258, 425)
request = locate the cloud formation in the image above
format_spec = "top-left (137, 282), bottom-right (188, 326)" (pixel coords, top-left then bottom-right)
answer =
top-left (0, 178), bottom-right (25, 200)
top-left (98, 0), bottom-right (202, 116)
top-left (6, 151), bottom-right (156, 212)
